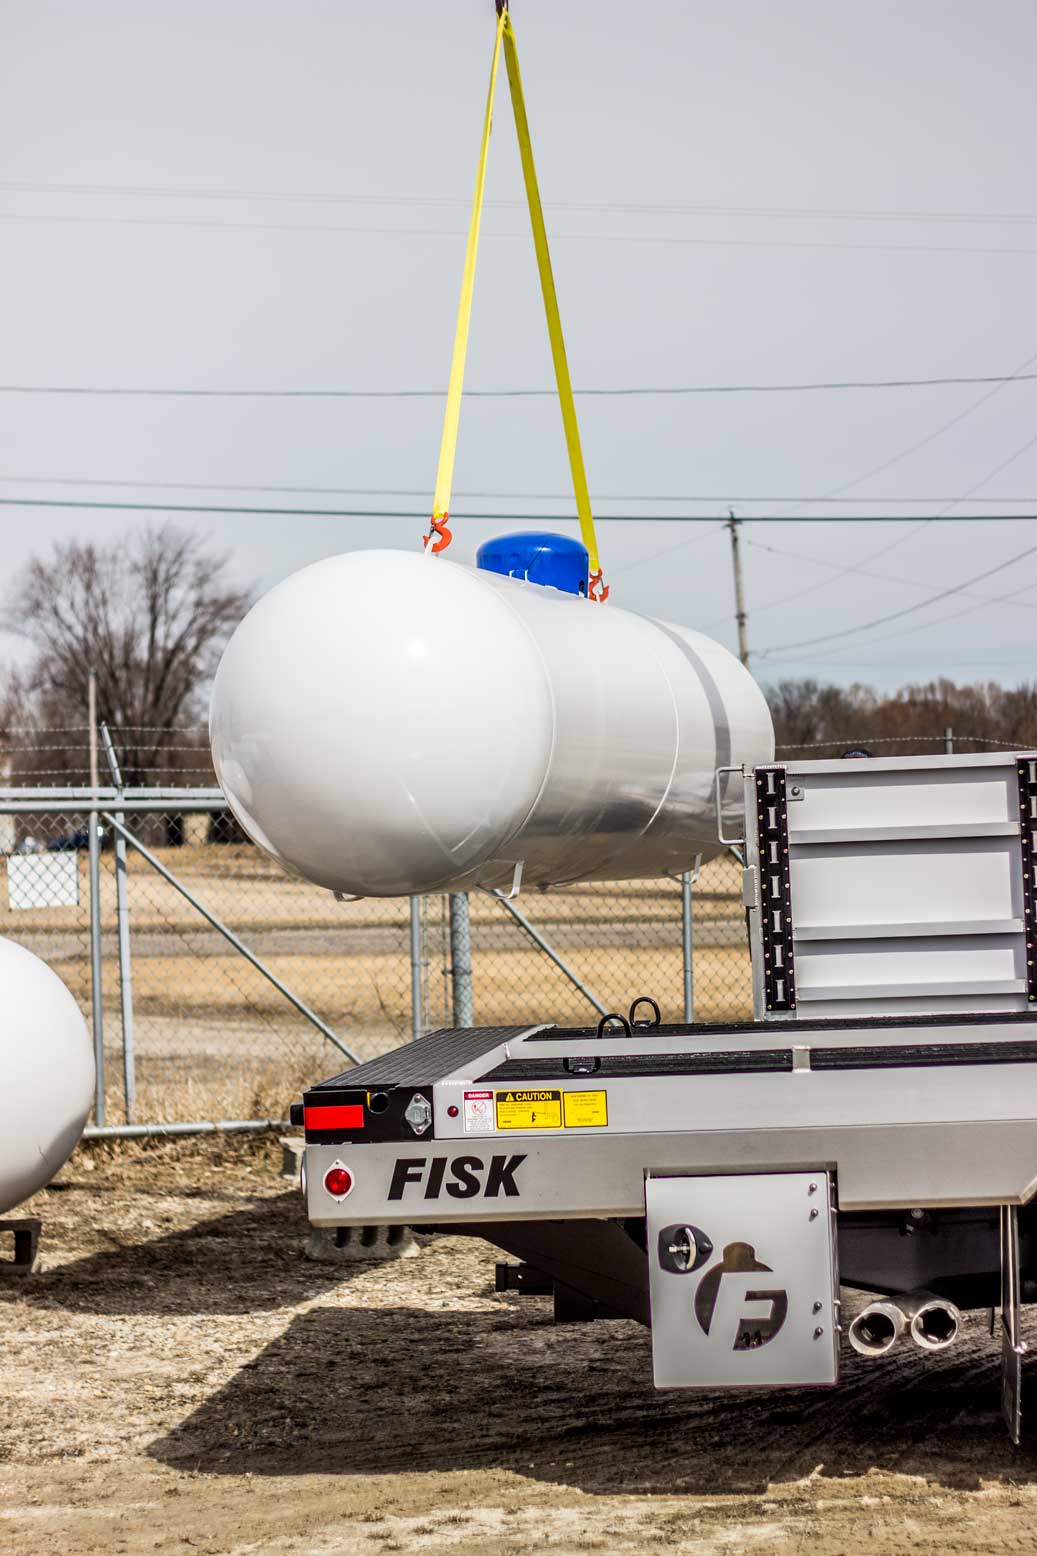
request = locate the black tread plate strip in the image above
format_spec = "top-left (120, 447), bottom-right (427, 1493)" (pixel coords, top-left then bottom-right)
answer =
top-left (532, 1010), bottom-right (1037, 1040)
top-left (483, 1038), bottom-right (1037, 1084)
top-left (311, 1026), bottom-right (533, 1090)
top-left (481, 1050), bottom-right (794, 1082)
top-left (811, 1039), bottom-right (1037, 1070)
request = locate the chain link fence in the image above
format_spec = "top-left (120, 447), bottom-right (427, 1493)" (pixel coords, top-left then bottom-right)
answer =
top-left (10, 724), bottom-right (1014, 1129)
top-left (431, 864), bottom-right (749, 1030)
top-left (0, 787), bottom-right (749, 1128)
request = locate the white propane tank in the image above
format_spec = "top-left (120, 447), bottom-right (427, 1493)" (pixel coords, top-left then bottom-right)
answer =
top-left (0, 936), bottom-right (94, 1214)
top-left (210, 548), bottom-right (774, 897)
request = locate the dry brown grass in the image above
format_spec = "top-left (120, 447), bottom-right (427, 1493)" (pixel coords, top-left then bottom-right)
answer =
top-left (58, 943), bottom-right (750, 1026)
top-left (9, 848), bottom-right (742, 931)
top-left (124, 1052), bottom-right (319, 1126)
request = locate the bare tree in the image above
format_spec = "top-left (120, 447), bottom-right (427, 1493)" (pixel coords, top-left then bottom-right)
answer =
top-left (3, 524), bottom-right (251, 785)
top-left (764, 675), bottom-right (1037, 757)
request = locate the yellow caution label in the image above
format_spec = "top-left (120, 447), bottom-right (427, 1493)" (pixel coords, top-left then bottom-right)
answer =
top-left (563, 1090), bottom-right (608, 1128)
top-left (495, 1089), bottom-right (562, 1130)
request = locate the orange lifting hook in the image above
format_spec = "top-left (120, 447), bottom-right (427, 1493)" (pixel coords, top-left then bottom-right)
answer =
top-left (588, 568), bottom-right (609, 603)
top-left (424, 514), bottom-right (453, 554)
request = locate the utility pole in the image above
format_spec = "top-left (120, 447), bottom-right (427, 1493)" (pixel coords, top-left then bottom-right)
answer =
top-left (727, 510), bottom-right (750, 668)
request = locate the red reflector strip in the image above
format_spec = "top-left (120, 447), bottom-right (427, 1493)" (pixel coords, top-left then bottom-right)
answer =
top-left (304, 1104), bottom-right (364, 1131)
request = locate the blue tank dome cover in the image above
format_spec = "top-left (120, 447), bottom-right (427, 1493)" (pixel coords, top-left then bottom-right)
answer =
top-left (476, 531), bottom-right (590, 596)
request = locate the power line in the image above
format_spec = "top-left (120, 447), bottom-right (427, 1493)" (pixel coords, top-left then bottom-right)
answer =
top-left (4, 178), bottom-right (1036, 225)
top-left (4, 209), bottom-right (1037, 257)
top-left (610, 522), bottom-right (727, 579)
top-left (765, 654), bottom-right (1037, 670)
top-left (765, 571), bottom-right (1037, 664)
top-left (751, 345), bottom-right (1037, 593)
top-left (758, 536), bottom-right (1037, 657)
top-left (770, 521), bottom-right (936, 607)
top-left (3, 372), bottom-right (1037, 400)
top-left (938, 426), bottom-right (1037, 513)
top-left (743, 533), bottom-right (1037, 615)
top-left (2, 474), bottom-right (1037, 504)
top-left (759, 653), bottom-right (1037, 672)
top-left (2, 497), bottom-right (1037, 522)
top-left (777, 346), bottom-right (1037, 510)
top-left (765, 403), bottom-right (1037, 613)
top-left (696, 521), bottom-right (938, 629)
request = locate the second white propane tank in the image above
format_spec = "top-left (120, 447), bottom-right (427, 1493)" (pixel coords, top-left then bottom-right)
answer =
top-left (210, 548), bottom-right (774, 896)
top-left (0, 935), bottom-right (94, 1215)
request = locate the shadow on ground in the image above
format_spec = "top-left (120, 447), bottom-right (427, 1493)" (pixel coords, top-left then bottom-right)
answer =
top-left (12, 1192), bottom-right (367, 1316)
top-left (150, 1303), bottom-right (1037, 1495)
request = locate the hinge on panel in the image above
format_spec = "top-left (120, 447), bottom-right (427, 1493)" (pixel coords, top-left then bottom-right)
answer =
top-left (741, 866), bottom-right (758, 910)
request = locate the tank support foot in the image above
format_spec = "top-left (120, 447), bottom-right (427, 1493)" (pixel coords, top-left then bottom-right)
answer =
top-left (0, 1218), bottom-right (41, 1276)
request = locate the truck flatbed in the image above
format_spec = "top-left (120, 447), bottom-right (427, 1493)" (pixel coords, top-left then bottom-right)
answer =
top-left (294, 753), bottom-right (1037, 1434)
top-left (301, 1010), bottom-right (1037, 1224)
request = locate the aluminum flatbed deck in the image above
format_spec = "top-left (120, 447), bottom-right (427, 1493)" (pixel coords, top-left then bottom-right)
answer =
top-left (300, 1010), bottom-right (1037, 1225)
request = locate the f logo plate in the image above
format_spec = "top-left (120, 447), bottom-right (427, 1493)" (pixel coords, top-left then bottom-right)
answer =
top-left (645, 1171), bottom-right (838, 1389)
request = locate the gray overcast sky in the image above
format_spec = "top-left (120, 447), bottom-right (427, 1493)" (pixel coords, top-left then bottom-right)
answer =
top-left (2, 0), bottom-right (1036, 692)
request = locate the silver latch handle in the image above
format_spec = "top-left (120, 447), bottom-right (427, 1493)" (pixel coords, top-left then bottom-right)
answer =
top-left (714, 764), bottom-right (746, 847)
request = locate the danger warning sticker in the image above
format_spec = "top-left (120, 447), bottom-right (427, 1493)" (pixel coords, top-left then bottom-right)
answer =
top-left (562, 1089), bottom-right (608, 1128)
top-left (463, 1090), bottom-right (495, 1134)
top-left (495, 1089), bottom-right (562, 1130)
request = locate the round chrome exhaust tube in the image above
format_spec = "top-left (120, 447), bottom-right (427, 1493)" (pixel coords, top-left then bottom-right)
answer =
top-left (908, 1294), bottom-right (962, 1352)
top-left (847, 1300), bottom-right (905, 1357)
top-left (847, 1291), bottom-right (962, 1357)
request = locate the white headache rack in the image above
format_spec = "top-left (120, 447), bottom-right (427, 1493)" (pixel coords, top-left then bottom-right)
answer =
top-left (741, 751), bottom-right (1037, 1021)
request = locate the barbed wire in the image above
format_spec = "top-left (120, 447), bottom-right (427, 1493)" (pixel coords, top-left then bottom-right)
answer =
top-left (0, 767), bottom-right (216, 779)
top-left (0, 744), bottom-right (211, 757)
top-left (0, 726), bottom-right (93, 737)
top-left (0, 724), bottom-right (209, 737)
top-left (775, 733), bottom-right (1028, 750)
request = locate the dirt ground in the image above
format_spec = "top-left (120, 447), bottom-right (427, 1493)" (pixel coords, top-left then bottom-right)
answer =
top-left (6, 1137), bottom-right (1037, 1556)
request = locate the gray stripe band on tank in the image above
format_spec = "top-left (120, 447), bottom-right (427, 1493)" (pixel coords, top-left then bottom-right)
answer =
top-left (649, 619), bottom-right (733, 771)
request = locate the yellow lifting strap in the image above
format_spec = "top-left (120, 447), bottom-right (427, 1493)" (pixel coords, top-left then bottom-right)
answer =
top-left (426, 4), bottom-right (608, 602)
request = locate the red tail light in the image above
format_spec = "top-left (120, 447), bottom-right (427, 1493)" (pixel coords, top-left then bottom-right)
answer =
top-left (324, 1166), bottom-right (353, 1199)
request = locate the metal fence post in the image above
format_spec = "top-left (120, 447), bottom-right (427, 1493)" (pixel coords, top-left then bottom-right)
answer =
top-left (100, 725), bottom-right (136, 1122)
top-left (448, 892), bottom-right (474, 1027)
top-left (86, 681), bottom-right (107, 1124)
top-left (409, 895), bottom-right (425, 1040)
top-left (87, 801), bottom-right (105, 1125)
top-left (681, 870), bottom-right (695, 1024)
